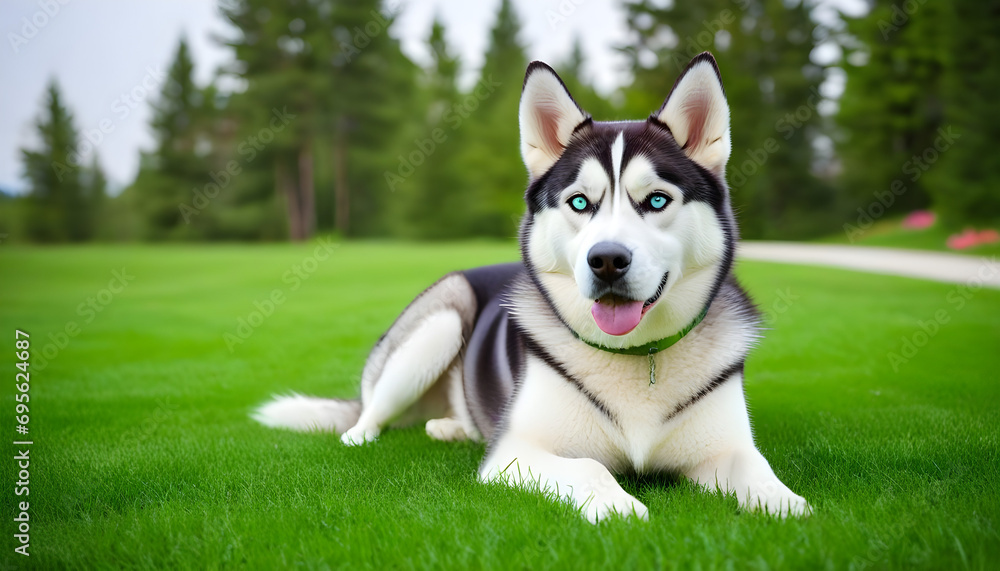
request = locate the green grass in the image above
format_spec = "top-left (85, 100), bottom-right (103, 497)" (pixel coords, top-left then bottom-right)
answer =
top-left (1, 241), bottom-right (998, 570)
top-left (820, 216), bottom-right (1000, 258)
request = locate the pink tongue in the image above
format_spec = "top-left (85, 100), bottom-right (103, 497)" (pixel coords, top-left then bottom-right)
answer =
top-left (591, 299), bottom-right (645, 336)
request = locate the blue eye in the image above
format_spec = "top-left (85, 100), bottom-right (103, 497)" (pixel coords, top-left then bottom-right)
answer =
top-left (569, 195), bottom-right (590, 212)
top-left (648, 193), bottom-right (670, 210)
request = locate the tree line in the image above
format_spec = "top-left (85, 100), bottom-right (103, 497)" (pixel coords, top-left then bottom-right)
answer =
top-left (3, 0), bottom-right (997, 243)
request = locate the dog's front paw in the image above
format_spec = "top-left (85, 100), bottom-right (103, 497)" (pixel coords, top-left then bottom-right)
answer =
top-left (690, 450), bottom-right (811, 518)
top-left (744, 486), bottom-right (811, 517)
top-left (579, 474), bottom-right (649, 523)
top-left (340, 424), bottom-right (379, 446)
top-left (583, 490), bottom-right (649, 523)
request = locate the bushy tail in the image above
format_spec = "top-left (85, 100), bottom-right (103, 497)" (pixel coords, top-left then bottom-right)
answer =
top-left (252, 393), bottom-right (362, 433)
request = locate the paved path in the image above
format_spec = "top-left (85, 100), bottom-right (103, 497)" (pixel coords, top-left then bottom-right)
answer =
top-left (738, 242), bottom-right (1000, 289)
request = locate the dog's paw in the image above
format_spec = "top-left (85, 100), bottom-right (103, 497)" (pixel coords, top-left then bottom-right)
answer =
top-left (583, 489), bottom-right (649, 524)
top-left (425, 418), bottom-right (469, 442)
top-left (340, 424), bottom-right (379, 446)
top-left (744, 489), bottom-right (811, 518)
top-left (579, 473), bottom-right (649, 523)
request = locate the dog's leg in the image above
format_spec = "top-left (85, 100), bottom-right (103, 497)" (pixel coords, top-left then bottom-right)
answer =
top-left (677, 377), bottom-right (810, 516)
top-left (341, 310), bottom-right (464, 446)
top-left (480, 439), bottom-right (648, 523)
top-left (425, 358), bottom-right (479, 442)
top-left (686, 447), bottom-right (810, 517)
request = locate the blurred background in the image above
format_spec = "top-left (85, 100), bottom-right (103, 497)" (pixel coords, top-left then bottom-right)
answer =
top-left (0, 0), bottom-right (997, 248)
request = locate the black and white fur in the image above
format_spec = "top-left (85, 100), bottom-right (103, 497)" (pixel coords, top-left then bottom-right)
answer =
top-left (254, 53), bottom-right (810, 522)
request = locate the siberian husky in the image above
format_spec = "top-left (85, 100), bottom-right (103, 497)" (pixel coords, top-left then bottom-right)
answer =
top-left (254, 53), bottom-right (810, 522)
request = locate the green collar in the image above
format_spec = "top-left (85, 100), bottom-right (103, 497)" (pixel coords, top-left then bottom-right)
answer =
top-left (574, 304), bottom-right (710, 356)
top-left (572, 304), bottom-right (710, 385)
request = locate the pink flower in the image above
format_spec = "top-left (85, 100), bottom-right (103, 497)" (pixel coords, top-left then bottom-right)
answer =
top-left (947, 228), bottom-right (1000, 250)
top-left (976, 229), bottom-right (999, 245)
top-left (947, 229), bottom-right (979, 250)
top-left (902, 210), bottom-right (936, 229)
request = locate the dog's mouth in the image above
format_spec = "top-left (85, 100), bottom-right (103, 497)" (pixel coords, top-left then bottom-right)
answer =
top-left (591, 272), bottom-right (669, 336)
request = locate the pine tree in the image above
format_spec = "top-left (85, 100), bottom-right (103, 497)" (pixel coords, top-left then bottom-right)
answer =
top-left (20, 81), bottom-right (92, 242)
top-left (619, 0), bottom-right (834, 239)
top-left (461, 0), bottom-right (529, 237)
top-left (83, 154), bottom-right (107, 239)
top-left (621, 0), bottom-right (732, 117)
top-left (426, 16), bottom-right (459, 103)
top-left (221, 0), bottom-right (325, 240)
top-left (220, 0), bottom-right (419, 238)
top-left (555, 37), bottom-right (616, 121)
top-left (326, 0), bottom-right (420, 237)
top-left (134, 37), bottom-right (215, 240)
top-left (401, 16), bottom-right (471, 239)
top-left (836, 0), bottom-right (950, 224)
top-left (746, 0), bottom-right (834, 239)
top-left (927, 0), bottom-right (1000, 227)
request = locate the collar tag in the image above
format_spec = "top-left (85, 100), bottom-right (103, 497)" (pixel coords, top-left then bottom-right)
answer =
top-left (648, 349), bottom-right (656, 386)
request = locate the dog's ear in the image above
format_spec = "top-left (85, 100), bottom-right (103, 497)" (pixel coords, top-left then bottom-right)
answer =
top-left (654, 52), bottom-right (731, 179)
top-left (520, 61), bottom-right (589, 180)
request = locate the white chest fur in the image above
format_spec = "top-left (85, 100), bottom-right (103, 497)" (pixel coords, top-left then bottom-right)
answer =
top-left (504, 309), bottom-right (755, 474)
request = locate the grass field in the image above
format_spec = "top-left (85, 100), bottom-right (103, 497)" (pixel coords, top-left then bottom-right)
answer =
top-left (1, 241), bottom-right (998, 569)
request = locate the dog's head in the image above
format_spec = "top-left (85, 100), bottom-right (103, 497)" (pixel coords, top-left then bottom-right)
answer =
top-left (518, 53), bottom-right (736, 348)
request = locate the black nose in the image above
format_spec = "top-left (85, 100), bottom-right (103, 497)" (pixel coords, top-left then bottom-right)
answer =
top-left (588, 241), bottom-right (631, 284)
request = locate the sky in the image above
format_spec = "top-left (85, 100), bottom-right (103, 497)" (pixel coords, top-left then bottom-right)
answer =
top-left (0, 0), bottom-right (865, 195)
